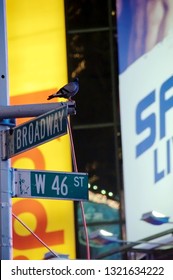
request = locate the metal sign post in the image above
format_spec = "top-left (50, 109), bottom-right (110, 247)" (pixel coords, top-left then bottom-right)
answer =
top-left (0, 100), bottom-right (76, 119)
top-left (0, 0), bottom-right (12, 260)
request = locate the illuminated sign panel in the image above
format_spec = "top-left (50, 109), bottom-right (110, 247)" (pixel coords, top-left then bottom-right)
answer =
top-left (7, 0), bottom-right (76, 259)
top-left (116, 1), bottom-right (173, 241)
top-left (119, 43), bottom-right (173, 240)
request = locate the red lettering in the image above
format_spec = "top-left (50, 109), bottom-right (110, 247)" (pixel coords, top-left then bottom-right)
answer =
top-left (13, 199), bottom-right (64, 250)
top-left (13, 255), bottom-right (29, 260)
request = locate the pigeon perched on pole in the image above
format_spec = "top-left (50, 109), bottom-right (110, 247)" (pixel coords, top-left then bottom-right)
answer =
top-left (47, 77), bottom-right (79, 100)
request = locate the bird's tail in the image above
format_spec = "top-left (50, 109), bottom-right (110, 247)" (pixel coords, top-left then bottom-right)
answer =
top-left (47, 94), bottom-right (54, 100)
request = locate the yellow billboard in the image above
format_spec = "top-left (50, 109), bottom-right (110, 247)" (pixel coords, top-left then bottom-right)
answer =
top-left (7, 0), bottom-right (76, 260)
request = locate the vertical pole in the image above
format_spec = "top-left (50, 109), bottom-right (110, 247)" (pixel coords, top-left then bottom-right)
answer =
top-left (0, 0), bottom-right (12, 259)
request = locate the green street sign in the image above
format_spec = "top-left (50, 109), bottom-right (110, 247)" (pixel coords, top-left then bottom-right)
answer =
top-left (3, 105), bottom-right (67, 159)
top-left (12, 168), bottom-right (88, 201)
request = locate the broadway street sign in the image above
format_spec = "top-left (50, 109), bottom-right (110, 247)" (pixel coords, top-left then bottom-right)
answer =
top-left (12, 168), bottom-right (88, 201)
top-left (2, 104), bottom-right (68, 160)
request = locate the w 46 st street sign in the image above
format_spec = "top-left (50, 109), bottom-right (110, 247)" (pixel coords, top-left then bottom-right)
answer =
top-left (2, 105), bottom-right (67, 160)
top-left (12, 168), bottom-right (88, 201)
